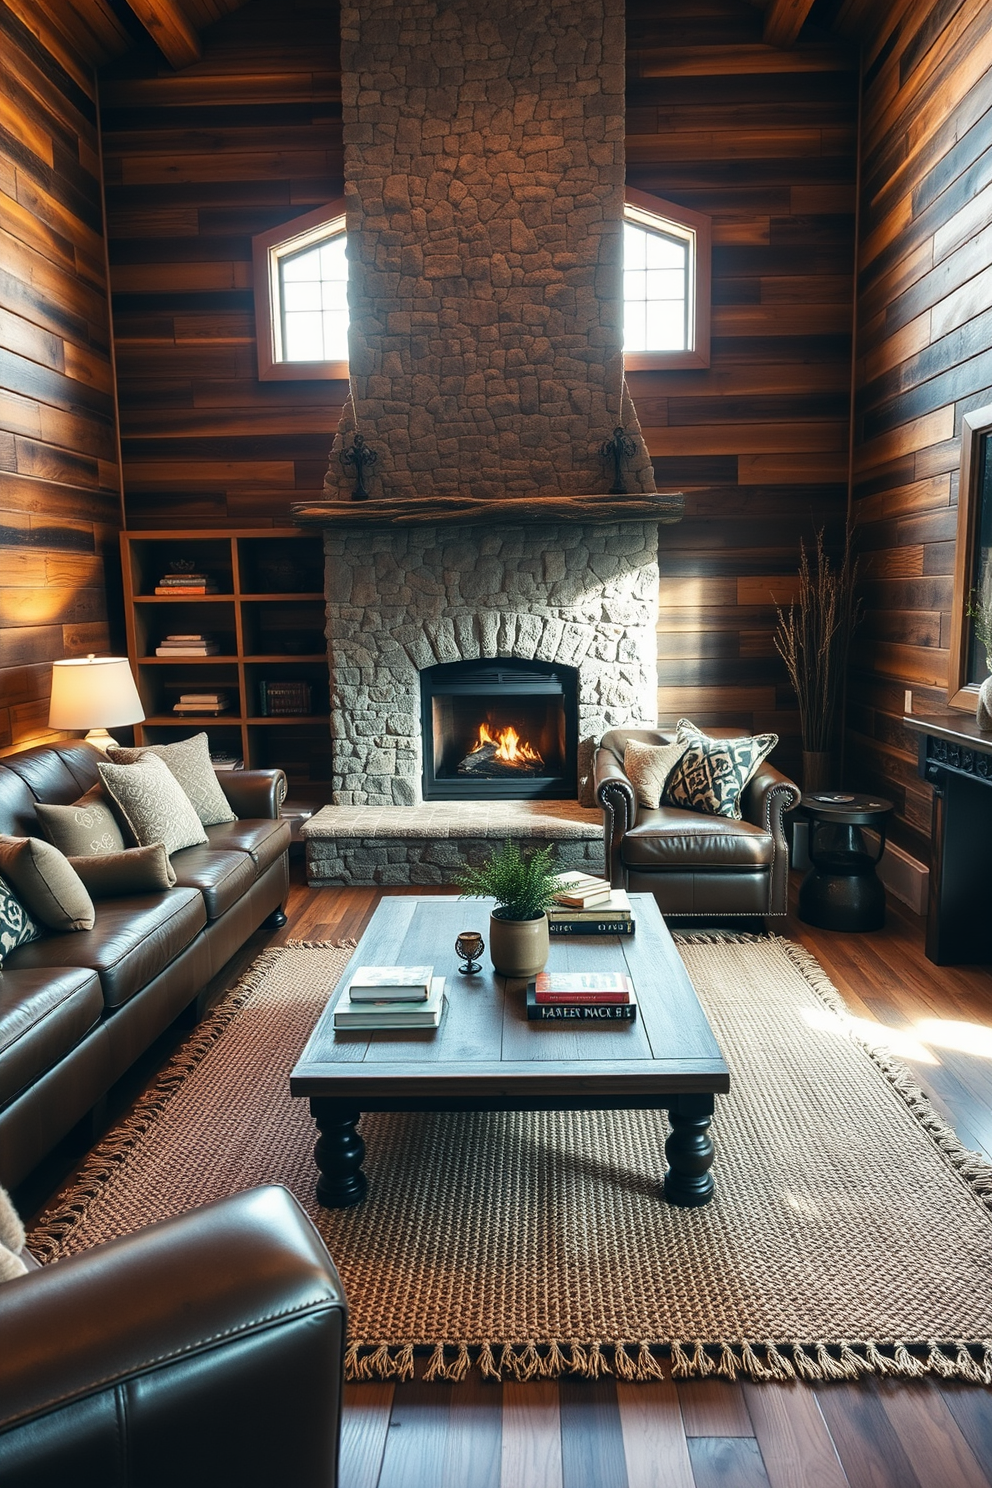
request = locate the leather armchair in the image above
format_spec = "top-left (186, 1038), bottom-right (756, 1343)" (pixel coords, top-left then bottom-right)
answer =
top-left (595, 727), bottom-right (800, 918)
top-left (0, 1186), bottom-right (346, 1488)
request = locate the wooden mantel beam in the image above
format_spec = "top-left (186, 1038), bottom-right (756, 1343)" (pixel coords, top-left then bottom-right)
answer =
top-left (762, 0), bottom-right (817, 48)
top-left (290, 491), bottom-right (685, 528)
top-left (123, 0), bottom-right (201, 67)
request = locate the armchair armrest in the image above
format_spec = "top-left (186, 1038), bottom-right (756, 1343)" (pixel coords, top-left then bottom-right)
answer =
top-left (741, 762), bottom-right (801, 916)
top-left (218, 768), bottom-right (287, 819)
top-left (594, 747), bottom-right (637, 888)
top-left (0, 1186), bottom-right (346, 1488)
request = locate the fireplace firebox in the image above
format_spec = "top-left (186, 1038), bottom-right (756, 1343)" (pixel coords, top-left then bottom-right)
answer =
top-left (421, 659), bottom-right (578, 801)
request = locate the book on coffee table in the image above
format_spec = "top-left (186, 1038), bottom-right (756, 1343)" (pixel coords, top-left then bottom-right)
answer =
top-left (347, 965), bottom-right (433, 1001)
top-left (526, 983), bottom-right (638, 1022)
top-left (534, 971), bottom-right (632, 1003)
top-left (552, 870), bottom-right (613, 908)
top-left (548, 888), bottom-right (634, 935)
top-left (334, 977), bottom-right (445, 1030)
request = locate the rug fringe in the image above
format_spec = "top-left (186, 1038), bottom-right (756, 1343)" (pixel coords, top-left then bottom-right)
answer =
top-left (342, 1338), bottom-right (989, 1383)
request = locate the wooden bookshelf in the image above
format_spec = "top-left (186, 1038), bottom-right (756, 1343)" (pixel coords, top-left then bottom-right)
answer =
top-left (121, 530), bottom-right (331, 796)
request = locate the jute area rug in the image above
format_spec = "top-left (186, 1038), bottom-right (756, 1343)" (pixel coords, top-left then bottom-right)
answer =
top-left (28, 933), bottom-right (992, 1385)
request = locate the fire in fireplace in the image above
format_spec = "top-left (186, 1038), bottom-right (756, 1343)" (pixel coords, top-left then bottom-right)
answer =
top-left (421, 658), bottom-right (578, 801)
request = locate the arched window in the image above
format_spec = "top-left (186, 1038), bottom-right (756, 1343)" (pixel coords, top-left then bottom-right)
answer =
top-left (622, 188), bottom-right (711, 370)
top-left (253, 190), bottom-right (710, 380)
top-left (252, 199), bottom-right (349, 381)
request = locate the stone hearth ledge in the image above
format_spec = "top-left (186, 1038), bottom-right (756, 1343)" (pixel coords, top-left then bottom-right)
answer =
top-left (302, 801), bottom-right (603, 886)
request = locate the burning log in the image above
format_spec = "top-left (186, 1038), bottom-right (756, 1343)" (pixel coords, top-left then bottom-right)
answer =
top-left (456, 722), bottom-right (544, 777)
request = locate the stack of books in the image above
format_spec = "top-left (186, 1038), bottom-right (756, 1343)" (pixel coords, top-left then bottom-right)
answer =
top-left (155, 570), bottom-right (218, 595)
top-left (210, 751), bottom-right (243, 771)
top-left (526, 971), bottom-right (638, 1022)
top-left (333, 965), bottom-right (445, 1031)
top-left (258, 679), bottom-right (312, 716)
top-left (173, 690), bottom-right (231, 715)
top-left (155, 633), bottom-right (220, 657)
top-left (549, 871), bottom-right (635, 936)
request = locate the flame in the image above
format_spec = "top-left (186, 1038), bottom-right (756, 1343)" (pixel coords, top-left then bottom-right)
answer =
top-left (471, 721), bottom-right (543, 766)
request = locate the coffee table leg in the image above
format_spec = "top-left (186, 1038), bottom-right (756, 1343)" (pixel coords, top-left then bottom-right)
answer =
top-left (663, 1094), bottom-right (715, 1207)
top-left (310, 1099), bottom-right (367, 1207)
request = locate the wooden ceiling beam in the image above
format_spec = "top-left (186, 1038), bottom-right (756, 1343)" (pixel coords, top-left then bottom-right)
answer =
top-left (763, 0), bottom-right (817, 48)
top-left (123, 0), bottom-right (201, 67)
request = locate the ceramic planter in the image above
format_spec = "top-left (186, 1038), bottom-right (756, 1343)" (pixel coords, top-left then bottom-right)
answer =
top-left (979, 675), bottom-right (992, 732)
top-left (489, 910), bottom-right (550, 979)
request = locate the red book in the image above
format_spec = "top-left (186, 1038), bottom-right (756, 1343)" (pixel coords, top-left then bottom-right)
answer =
top-left (533, 971), bottom-right (632, 1005)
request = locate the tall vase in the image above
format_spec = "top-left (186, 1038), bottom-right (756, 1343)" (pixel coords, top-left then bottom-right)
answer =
top-left (978, 675), bottom-right (992, 732)
top-left (802, 750), bottom-right (833, 795)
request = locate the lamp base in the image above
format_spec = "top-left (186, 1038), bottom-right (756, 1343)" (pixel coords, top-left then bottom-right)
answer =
top-left (83, 728), bottom-right (118, 752)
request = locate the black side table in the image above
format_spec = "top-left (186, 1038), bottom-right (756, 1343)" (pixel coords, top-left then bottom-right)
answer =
top-left (798, 793), bottom-right (894, 932)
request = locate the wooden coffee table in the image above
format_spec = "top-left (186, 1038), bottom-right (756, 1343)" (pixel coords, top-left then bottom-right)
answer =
top-left (290, 894), bottom-right (729, 1209)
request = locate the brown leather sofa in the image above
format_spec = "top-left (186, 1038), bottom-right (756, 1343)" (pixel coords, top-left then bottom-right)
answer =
top-left (0, 1185), bottom-right (346, 1488)
top-left (595, 727), bottom-right (800, 918)
top-left (0, 740), bottom-right (291, 1190)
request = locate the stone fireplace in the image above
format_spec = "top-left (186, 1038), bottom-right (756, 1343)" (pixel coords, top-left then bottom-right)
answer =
top-left (294, 0), bottom-right (680, 828)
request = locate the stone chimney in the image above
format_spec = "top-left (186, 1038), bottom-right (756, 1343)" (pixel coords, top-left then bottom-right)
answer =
top-left (330, 0), bottom-right (655, 501)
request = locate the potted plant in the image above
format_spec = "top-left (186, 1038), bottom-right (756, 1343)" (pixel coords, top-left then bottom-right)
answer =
top-left (774, 528), bottom-right (861, 793)
top-left (967, 561), bottom-right (992, 729)
top-left (456, 838), bottom-right (559, 978)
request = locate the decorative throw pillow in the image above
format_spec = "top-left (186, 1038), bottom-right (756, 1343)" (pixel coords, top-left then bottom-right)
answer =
top-left (106, 733), bottom-right (236, 827)
top-left (0, 835), bottom-right (94, 932)
top-left (98, 754), bottom-right (208, 856)
top-left (623, 738), bottom-right (689, 810)
top-left (36, 785), bottom-right (126, 858)
top-left (0, 1182), bottom-right (27, 1281)
top-left (69, 844), bottom-right (178, 898)
top-left (664, 719), bottom-right (778, 820)
top-left (0, 876), bottom-right (41, 960)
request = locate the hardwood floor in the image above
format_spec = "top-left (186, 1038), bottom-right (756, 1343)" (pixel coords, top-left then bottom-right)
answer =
top-left (24, 867), bottom-right (992, 1487)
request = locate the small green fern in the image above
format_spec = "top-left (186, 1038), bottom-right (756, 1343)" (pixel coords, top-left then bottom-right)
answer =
top-left (456, 838), bottom-right (559, 921)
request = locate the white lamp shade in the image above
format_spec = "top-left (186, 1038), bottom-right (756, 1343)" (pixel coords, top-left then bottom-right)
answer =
top-left (49, 656), bottom-right (145, 729)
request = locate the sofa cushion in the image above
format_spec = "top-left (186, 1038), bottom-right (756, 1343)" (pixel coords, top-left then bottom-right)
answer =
top-left (5, 889), bottom-right (206, 1010)
top-left (623, 738), bottom-right (689, 810)
top-left (70, 845), bottom-right (177, 898)
top-left (107, 734), bottom-right (237, 828)
top-left (36, 786), bottom-right (126, 858)
top-left (0, 967), bottom-right (103, 1108)
top-left (621, 807), bottom-right (775, 869)
top-left (98, 755), bottom-right (208, 856)
top-left (169, 845), bottom-right (257, 920)
top-left (0, 879), bottom-right (41, 960)
top-left (203, 819), bottom-right (291, 878)
top-left (0, 836), bottom-right (95, 933)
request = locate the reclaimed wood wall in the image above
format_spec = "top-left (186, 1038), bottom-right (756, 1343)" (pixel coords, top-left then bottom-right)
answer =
top-left (627, 0), bottom-right (858, 780)
top-left (846, 0), bottom-right (992, 856)
top-left (0, 0), bottom-right (120, 756)
top-left (101, 0), bottom-right (344, 528)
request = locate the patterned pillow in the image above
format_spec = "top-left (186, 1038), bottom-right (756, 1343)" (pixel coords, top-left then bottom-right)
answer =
top-left (107, 733), bottom-right (236, 827)
top-left (0, 876), bottom-right (42, 962)
top-left (663, 719), bottom-right (778, 820)
top-left (98, 754), bottom-right (208, 856)
top-left (623, 738), bottom-right (689, 810)
top-left (36, 785), bottom-right (126, 857)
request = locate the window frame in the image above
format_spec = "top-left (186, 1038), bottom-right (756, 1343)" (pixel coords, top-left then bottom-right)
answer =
top-left (252, 198), bottom-right (349, 382)
top-left (622, 187), bottom-right (711, 371)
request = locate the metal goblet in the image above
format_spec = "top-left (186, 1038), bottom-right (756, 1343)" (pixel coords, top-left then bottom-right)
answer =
top-left (455, 930), bottom-right (485, 975)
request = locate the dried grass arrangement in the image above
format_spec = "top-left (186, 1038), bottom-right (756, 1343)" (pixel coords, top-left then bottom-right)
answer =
top-left (774, 530), bottom-right (862, 756)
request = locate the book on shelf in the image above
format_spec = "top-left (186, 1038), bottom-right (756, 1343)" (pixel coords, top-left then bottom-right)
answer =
top-left (155, 585), bottom-right (219, 595)
top-left (526, 984), bottom-right (637, 1022)
top-left (549, 919), bottom-right (635, 937)
top-left (552, 870), bottom-right (613, 908)
top-left (156, 645), bottom-right (220, 656)
top-left (177, 692), bottom-right (230, 706)
top-left (347, 965), bottom-right (433, 1001)
top-left (210, 753), bottom-right (243, 771)
top-left (334, 977), bottom-right (445, 1029)
top-left (548, 889), bottom-right (632, 922)
top-left (533, 971), bottom-right (633, 1004)
top-left (257, 679), bottom-right (312, 716)
top-left (173, 705), bottom-right (230, 714)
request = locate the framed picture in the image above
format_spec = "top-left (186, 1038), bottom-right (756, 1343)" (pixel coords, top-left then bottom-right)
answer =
top-left (948, 403), bottom-right (992, 710)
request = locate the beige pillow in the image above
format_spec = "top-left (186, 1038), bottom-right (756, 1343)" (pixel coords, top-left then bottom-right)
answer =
top-left (36, 785), bottom-right (126, 857)
top-left (623, 738), bottom-right (689, 810)
top-left (0, 834), bottom-right (95, 932)
top-left (98, 754), bottom-right (208, 855)
top-left (69, 844), bottom-right (178, 898)
top-left (107, 733), bottom-right (236, 827)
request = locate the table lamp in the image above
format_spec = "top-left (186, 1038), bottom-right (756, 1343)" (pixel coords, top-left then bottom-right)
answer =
top-left (48, 655), bottom-right (145, 751)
